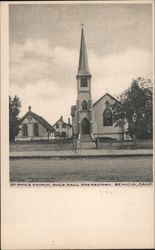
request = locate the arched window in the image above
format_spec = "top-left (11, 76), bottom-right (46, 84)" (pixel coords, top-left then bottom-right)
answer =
top-left (103, 108), bottom-right (113, 126)
top-left (34, 123), bottom-right (39, 137)
top-left (82, 100), bottom-right (87, 110)
top-left (23, 124), bottom-right (28, 137)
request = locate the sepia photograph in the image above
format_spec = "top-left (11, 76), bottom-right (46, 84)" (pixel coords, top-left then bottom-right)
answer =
top-left (1, 1), bottom-right (154, 249)
top-left (9, 2), bottom-right (153, 184)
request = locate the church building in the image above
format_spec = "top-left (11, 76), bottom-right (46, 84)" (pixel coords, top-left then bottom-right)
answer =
top-left (16, 106), bottom-right (55, 141)
top-left (71, 26), bottom-right (124, 141)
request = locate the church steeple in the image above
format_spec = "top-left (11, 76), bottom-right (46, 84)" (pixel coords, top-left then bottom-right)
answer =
top-left (77, 25), bottom-right (91, 77)
top-left (75, 25), bottom-right (93, 139)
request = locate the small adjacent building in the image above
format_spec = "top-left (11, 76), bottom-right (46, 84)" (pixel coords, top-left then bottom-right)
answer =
top-left (53, 116), bottom-right (72, 139)
top-left (16, 106), bottom-right (55, 141)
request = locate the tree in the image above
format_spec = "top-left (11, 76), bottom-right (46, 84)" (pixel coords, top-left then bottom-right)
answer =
top-left (112, 77), bottom-right (153, 139)
top-left (9, 95), bottom-right (21, 142)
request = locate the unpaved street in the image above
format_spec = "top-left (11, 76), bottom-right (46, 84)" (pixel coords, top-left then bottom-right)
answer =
top-left (10, 156), bottom-right (153, 182)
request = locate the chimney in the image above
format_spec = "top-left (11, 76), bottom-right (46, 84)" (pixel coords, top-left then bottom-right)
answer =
top-left (28, 106), bottom-right (31, 112)
top-left (68, 118), bottom-right (70, 125)
top-left (60, 116), bottom-right (63, 121)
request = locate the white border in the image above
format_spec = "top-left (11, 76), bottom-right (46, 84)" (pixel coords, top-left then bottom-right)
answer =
top-left (1, 1), bottom-right (154, 249)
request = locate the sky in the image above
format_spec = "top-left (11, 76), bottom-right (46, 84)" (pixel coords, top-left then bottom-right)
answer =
top-left (9, 3), bottom-right (153, 125)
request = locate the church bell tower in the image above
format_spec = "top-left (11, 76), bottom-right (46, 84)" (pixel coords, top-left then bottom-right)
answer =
top-left (76, 25), bottom-right (93, 139)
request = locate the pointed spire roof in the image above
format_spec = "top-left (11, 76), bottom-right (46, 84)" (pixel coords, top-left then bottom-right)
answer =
top-left (77, 26), bottom-right (91, 77)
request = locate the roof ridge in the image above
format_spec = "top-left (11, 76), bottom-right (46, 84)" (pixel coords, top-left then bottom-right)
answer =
top-left (93, 93), bottom-right (119, 106)
top-left (53, 118), bottom-right (72, 127)
top-left (20, 111), bottom-right (54, 132)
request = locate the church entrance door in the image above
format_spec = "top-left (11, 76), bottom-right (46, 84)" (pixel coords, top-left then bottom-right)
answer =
top-left (81, 118), bottom-right (90, 135)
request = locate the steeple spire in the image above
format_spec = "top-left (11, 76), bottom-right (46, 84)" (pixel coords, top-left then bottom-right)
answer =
top-left (77, 25), bottom-right (91, 77)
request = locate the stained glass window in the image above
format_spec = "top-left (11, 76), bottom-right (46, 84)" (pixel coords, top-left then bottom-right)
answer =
top-left (103, 108), bottom-right (113, 126)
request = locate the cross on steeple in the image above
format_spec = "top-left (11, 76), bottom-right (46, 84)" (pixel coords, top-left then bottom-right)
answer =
top-left (81, 23), bottom-right (84, 28)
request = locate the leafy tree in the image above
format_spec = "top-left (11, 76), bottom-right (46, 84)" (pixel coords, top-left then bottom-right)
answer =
top-left (112, 77), bottom-right (153, 139)
top-left (9, 95), bottom-right (21, 142)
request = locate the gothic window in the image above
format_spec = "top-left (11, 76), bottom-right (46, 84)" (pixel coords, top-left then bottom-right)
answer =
top-left (61, 132), bottom-right (66, 137)
top-left (82, 100), bottom-right (87, 110)
top-left (81, 78), bottom-right (88, 87)
top-left (22, 124), bottom-right (28, 137)
top-left (34, 123), bottom-right (39, 137)
top-left (56, 124), bottom-right (59, 128)
top-left (103, 108), bottom-right (113, 126)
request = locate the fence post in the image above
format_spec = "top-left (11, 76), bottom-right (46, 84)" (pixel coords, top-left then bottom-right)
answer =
top-left (73, 138), bottom-right (77, 150)
top-left (96, 138), bottom-right (100, 149)
top-left (133, 138), bottom-right (137, 149)
top-left (77, 139), bottom-right (81, 149)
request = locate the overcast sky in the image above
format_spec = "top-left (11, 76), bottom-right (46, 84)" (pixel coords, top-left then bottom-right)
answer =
top-left (9, 3), bottom-right (153, 124)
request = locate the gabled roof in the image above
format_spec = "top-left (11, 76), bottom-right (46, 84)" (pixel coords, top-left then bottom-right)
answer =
top-left (20, 110), bottom-right (55, 132)
top-left (93, 93), bottom-right (119, 107)
top-left (53, 117), bottom-right (72, 128)
top-left (77, 27), bottom-right (91, 77)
